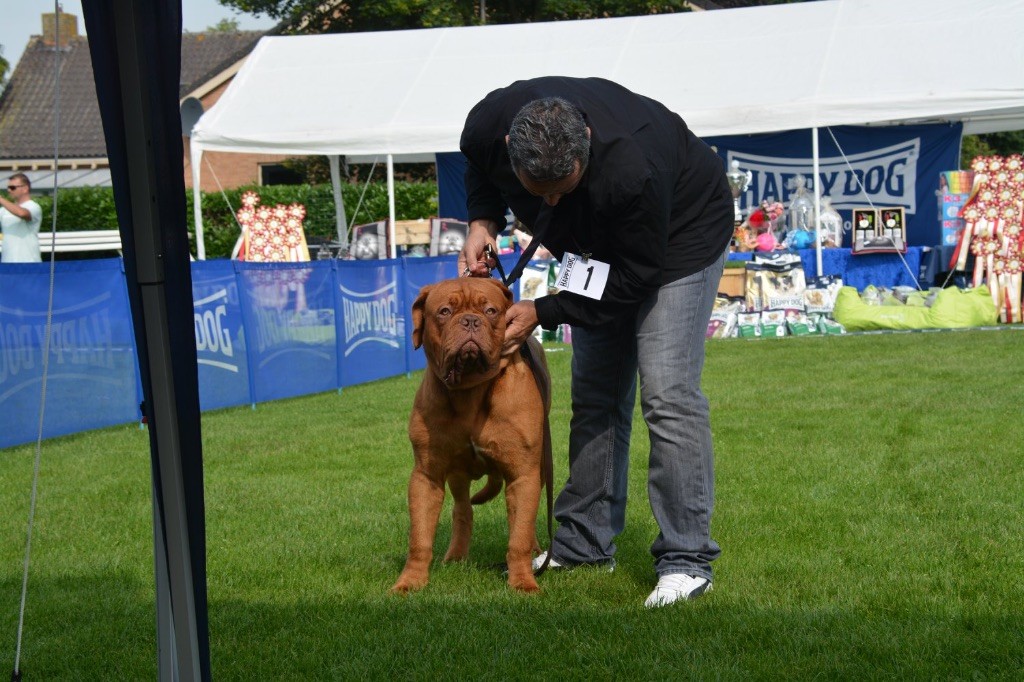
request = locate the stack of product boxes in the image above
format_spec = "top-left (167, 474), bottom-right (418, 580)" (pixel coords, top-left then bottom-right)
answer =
top-left (937, 170), bottom-right (975, 247)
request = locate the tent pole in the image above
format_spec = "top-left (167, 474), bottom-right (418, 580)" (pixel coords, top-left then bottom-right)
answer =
top-left (190, 139), bottom-right (205, 260)
top-left (387, 154), bottom-right (397, 258)
top-left (83, 1), bottom-right (210, 679)
top-left (812, 126), bottom-right (823, 277)
top-left (329, 155), bottom-right (349, 249)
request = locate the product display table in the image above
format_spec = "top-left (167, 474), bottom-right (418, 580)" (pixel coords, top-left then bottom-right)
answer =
top-left (727, 247), bottom-right (924, 291)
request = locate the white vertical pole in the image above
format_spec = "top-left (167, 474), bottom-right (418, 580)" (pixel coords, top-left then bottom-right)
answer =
top-left (386, 154), bottom-right (397, 258)
top-left (812, 127), bottom-right (823, 277)
top-left (328, 155), bottom-right (348, 248)
top-left (190, 139), bottom-right (205, 260)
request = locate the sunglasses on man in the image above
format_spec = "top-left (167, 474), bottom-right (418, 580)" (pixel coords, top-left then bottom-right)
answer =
top-left (7, 185), bottom-right (24, 190)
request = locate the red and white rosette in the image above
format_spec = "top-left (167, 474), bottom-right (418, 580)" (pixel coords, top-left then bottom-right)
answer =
top-left (1005, 256), bottom-right (1023, 323)
top-left (240, 191), bottom-right (259, 208)
top-left (230, 191), bottom-right (310, 263)
top-left (990, 256), bottom-right (1006, 314)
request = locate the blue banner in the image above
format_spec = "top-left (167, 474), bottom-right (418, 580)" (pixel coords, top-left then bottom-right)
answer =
top-left (237, 261), bottom-right (338, 403)
top-left (336, 259), bottom-right (406, 387)
top-left (403, 255), bottom-right (462, 372)
top-left (706, 124), bottom-right (961, 248)
top-left (0, 259), bottom-right (139, 446)
top-left (192, 260), bottom-right (251, 410)
top-left (1, 255), bottom-right (523, 449)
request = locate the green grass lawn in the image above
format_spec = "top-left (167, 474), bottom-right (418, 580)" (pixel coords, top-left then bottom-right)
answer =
top-left (2, 330), bottom-right (1023, 680)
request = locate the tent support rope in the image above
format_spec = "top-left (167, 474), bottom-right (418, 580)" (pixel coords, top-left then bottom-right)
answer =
top-left (13, 3), bottom-right (64, 679)
top-left (826, 127), bottom-right (923, 291)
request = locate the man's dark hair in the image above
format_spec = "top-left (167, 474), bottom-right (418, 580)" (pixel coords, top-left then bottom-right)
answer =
top-left (507, 97), bottom-right (589, 182)
top-left (10, 172), bottom-right (30, 191)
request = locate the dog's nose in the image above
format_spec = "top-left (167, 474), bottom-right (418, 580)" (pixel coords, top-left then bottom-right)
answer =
top-left (459, 314), bottom-right (482, 331)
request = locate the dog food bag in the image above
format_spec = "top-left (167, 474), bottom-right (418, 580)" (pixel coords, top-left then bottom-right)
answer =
top-left (813, 314), bottom-right (846, 335)
top-left (803, 275), bottom-right (843, 314)
top-left (760, 309), bottom-right (788, 337)
top-left (785, 310), bottom-right (818, 336)
top-left (706, 311), bottom-right (737, 339)
top-left (736, 312), bottom-right (762, 338)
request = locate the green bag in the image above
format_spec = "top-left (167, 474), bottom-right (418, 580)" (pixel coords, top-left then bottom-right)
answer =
top-left (832, 286), bottom-right (998, 331)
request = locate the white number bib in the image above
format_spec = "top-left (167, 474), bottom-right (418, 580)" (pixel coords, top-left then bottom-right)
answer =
top-left (556, 252), bottom-right (609, 300)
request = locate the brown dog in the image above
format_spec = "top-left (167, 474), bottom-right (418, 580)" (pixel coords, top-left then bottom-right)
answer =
top-left (391, 277), bottom-right (550, 593)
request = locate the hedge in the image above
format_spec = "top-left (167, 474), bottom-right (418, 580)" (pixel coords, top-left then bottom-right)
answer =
top-left (32, 181), bottom-right (439, 259)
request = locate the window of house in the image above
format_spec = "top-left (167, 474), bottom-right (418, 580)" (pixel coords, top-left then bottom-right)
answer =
top-left (259, 163), bottom-right (303, 186)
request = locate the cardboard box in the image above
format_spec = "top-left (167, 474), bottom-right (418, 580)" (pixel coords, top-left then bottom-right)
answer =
top-left (938, 193), bottom-right (971, 219)
top-left (938, 193), bottom-right (971, 247)
top-left (392, 219), bottom-right (431, 246)
top-left (942, 218), bottom-right (964, 246)
top-left (718, 267), bottom-right (746, 297)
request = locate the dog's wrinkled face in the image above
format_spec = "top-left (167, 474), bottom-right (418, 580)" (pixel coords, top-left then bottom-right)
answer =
top-left (412, 278), bottom-right (514, 390)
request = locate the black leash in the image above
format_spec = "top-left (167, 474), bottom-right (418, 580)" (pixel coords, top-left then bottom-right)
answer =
top-left (488, 205), bottom-right (553, 288)
top-left (518, 339), bottom-right (554, 577)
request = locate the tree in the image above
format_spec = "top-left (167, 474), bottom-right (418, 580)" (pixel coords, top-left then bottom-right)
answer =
top-left (961, 131), bottom-right (1024, 168)
top-left (0, 45), bottom-right (9, 90)
top-left (219, 0), bottom-right (695, 34)
top-left (207, 17), bottom-right (242, 32)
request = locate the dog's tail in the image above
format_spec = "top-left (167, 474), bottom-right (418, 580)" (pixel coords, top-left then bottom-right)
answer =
top-left (470, 474), bottom-right (503, 505)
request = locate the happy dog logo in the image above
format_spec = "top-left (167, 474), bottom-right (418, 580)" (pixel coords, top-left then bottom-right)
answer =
top-left (193, 288), bottom-right (239, 373)
top-left (728, 138), bottom-right (920, 213)
top-left (340, 280), bottom-right (400, 356)
top-left (0, 292), bottom-right (116, 387)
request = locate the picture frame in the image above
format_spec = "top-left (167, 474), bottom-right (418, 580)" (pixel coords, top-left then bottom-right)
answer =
top-left (430, 218), bottom-right (469, 257)
top-left (852, 207), bottom-right (906, 255)
top-left (350, 220), bottom-right (389, 260)
top-left (851, 208), bottom-right (877, 252)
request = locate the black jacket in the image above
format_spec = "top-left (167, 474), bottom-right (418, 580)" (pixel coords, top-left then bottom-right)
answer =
top-left (460, 76), bottom-right (733, 329)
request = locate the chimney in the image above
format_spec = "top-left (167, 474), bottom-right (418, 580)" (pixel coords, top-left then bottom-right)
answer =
top-left (42, 11), bottom-right (79, 48)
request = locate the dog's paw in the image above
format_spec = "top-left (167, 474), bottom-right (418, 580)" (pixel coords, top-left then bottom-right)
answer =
top-left (442, 548), bottom-right (469, 563)
top-left (390, 573), bottom-right (428, 594)
top-left (507, 575), bottom-right (540, 593)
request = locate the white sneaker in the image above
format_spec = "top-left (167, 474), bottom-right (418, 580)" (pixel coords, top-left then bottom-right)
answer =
top-left (531, 551), bottom-right (615, 572)
top-left (644, 573), bottom-right (712, 608)
top-left (532, 551), bottom-right (563, 571)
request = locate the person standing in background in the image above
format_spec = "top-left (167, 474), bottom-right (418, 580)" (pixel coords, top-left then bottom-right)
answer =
top-left (1, 173), bottom-right (43, 263)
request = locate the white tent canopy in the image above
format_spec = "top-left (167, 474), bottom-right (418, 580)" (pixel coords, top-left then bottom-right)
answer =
top-left (190, 0), bottom-right (1024, 258)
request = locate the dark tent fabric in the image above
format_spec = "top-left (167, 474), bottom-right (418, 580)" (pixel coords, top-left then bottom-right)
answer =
top-left (82, 1), bottom-right (210, 678)
top-left (436, 152), bottom-right (469, 221)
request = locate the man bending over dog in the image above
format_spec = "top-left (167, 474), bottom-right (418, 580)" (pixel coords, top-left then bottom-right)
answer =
top-left (458, 76), bottom-right (733, 608)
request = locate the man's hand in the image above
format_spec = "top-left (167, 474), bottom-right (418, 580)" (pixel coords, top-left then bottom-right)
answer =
top-left (502, 300), bottom-right (540, 355)
top-left (458, 220), bottom-right (499, 277)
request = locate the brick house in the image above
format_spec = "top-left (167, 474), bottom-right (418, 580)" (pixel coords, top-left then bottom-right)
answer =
top-left (0, 11), bottom-right (289, 194)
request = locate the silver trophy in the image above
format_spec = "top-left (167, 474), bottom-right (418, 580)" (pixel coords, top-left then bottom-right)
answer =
top-left (726, 160), bottom-right (752, 225)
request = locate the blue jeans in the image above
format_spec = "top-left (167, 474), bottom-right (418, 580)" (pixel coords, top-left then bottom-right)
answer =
top-left (550, 250), bottom-right (726, 580)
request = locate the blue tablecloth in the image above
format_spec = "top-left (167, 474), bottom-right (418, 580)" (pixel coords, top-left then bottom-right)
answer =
top-left (728, 247), bottom-right (923, 291)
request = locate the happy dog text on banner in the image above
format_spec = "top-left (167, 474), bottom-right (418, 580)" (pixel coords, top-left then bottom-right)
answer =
top-left (729, 139), bottom-right (919, 213)
top-left (707, 124), bottom-right (961, 248)
top-left (337, 261), bottom-right (407, 387)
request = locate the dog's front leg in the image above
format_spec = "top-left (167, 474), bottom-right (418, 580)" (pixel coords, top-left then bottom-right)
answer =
top-left (443, 472), bottom-right (473, 562)
top-left (503, 474), bottom-right (542, 593)
top-left (391, 467), bottom-right (445, 593)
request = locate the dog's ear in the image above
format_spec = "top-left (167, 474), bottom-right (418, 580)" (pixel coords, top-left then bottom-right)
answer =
top-left (411, 285), bottom-right (432, 350)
